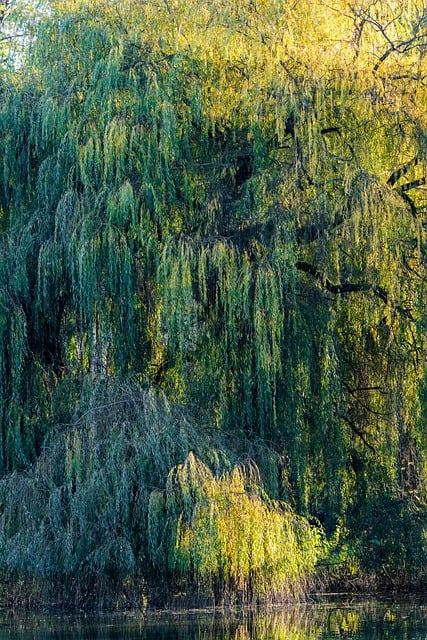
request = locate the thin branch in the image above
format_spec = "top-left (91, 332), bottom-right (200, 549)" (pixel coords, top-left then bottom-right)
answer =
top-left (344, 385), bottom-right (388, 395)
top-left (387, 157), bottom-right (419, 187)
top-left (386, 157), bottom-right (425, 218)
top-left (399, 177), bottom-right (426, 192)
top-left (320, 127), bottom-right (355, 162)
top-left (373, 30), bottom-right (427, 72)
top-left (340, 413), bottom-right (376, 453)
top-left (296, 260), bottom-right (415, 319)
top-left (295, 260), bottom-right (388, 303)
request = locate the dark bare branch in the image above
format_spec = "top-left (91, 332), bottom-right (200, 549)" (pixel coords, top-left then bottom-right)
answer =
top-left (295, 260), bottom-right (388, 302)
top-left (399, 177), bottom-right (426, 192)
top-left (387, 157), bottom-right (419, 187)
top-left (296, 214), bottom-right (345, 244)
top-left (398, 190), bottom-right (419, 218)
top-left (340, 413), bottom-right (376, 453)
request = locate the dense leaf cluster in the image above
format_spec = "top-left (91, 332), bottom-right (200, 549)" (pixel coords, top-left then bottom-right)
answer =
top-left (0, 0), bottom-right (426, 604)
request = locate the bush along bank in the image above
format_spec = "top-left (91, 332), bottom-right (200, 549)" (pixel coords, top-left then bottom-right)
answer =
top-left (0, 384), bottom-right (326, 611)
top-left (1, 383), bottom-right (425, 611)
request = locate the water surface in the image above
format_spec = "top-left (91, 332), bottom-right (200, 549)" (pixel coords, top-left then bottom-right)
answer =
top-left (1, 598), bottom-right (426, 639)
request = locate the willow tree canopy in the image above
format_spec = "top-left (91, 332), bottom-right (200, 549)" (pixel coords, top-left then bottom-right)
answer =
top-left (0, 0), bottom-right (426, 531)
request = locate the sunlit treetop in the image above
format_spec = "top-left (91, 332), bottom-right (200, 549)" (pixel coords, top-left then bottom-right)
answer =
top-left (35, 0), bottom-right (426, 173)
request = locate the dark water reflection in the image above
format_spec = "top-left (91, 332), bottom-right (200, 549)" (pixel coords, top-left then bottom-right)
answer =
top-left (1, 598), bottom-right (426, 639)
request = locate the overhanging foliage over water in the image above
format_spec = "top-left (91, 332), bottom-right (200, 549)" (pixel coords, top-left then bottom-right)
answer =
top-left (0, 383), bottom-right (324, 607)
top-left (0, 0), bottom-right (426, 606)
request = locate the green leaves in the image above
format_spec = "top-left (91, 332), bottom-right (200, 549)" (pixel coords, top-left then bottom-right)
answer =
top-left (0, 0), bottom-right (425, 598)
top-left (152, 451), bottom-right (324, 601)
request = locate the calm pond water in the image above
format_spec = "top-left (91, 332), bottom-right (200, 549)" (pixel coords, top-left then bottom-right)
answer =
top-left (1, 598), bottom-right (426, 639)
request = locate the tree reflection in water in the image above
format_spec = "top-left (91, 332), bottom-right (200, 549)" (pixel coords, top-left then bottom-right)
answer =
top-left (0, 599), bottom-right (426, 639)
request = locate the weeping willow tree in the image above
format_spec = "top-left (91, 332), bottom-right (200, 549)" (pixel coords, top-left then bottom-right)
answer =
top-left (0, 382), bottom-right (323, 607)
top-left (149, 451), bottom-right (323, 603)
top-left (0, 0), bottom-right (426, 599)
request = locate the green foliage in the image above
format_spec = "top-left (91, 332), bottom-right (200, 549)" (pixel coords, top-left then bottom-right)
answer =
top-left (149, 452), bottom-right (324, 603)
top-left (0, 382), bottom-right (320, 607)
top-left (349, 492), bottom-right (427, 588)
top-left (0, 0), bottom-right (426, 604)
top-left (0, 384), bottom-right (211, 605)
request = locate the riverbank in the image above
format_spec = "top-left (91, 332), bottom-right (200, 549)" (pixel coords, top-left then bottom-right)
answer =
top-left (1, 569), bottom-right (426, 614)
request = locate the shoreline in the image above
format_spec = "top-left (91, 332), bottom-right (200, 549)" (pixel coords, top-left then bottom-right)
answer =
top-left (1, 584), bottom-right (426, 615)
